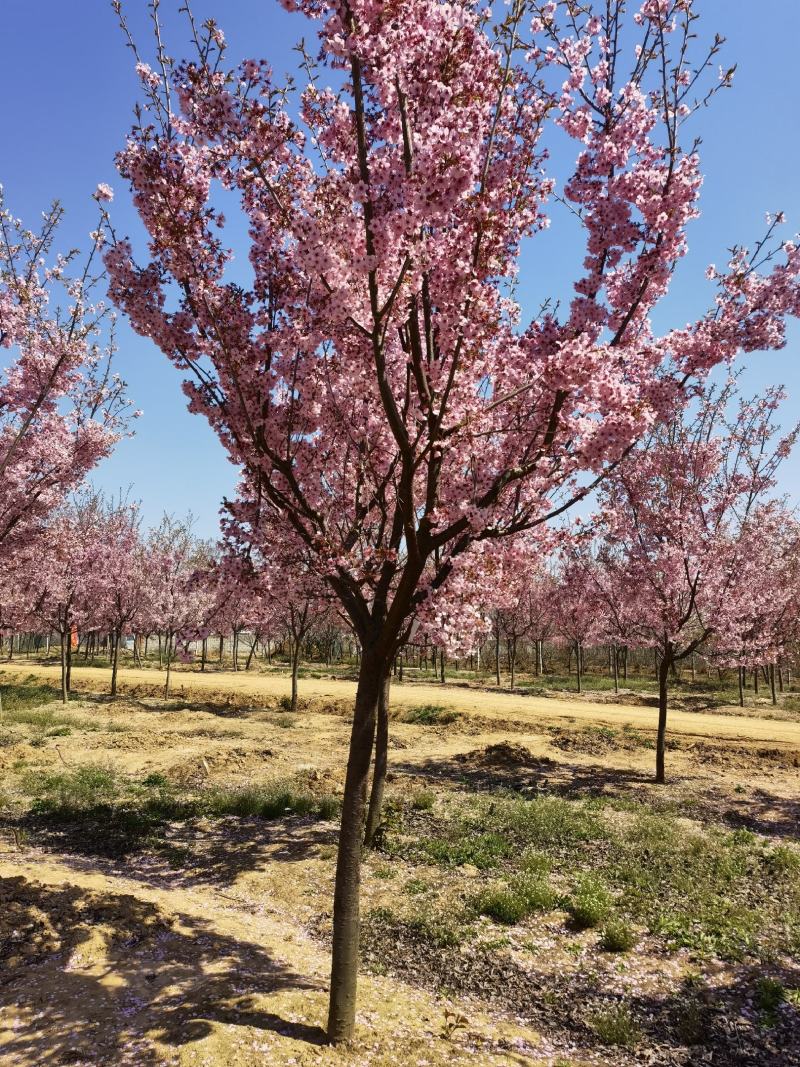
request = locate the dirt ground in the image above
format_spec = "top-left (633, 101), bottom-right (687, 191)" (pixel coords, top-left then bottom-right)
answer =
top-left (13, 659), bottom-right (800, 744)
top-left (1, 663), bottom-right (798, 1065)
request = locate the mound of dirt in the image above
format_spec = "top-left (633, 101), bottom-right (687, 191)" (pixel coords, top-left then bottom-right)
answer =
top-left (454, 742), bottom-right (554, 770)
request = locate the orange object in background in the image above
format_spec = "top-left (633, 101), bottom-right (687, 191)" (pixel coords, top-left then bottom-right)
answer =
top-left (70, 627), bottom-right (79, 650)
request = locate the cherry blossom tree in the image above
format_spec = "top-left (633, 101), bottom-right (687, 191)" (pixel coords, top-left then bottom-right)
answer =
top-left (0, 191), bottom-right (132, 553)
top-left (553, 549), bottom-right (604, 692)
top-left (145, 515), bottom-right (214, 698)
top-left (106, 0), bottom-right (800, 1039)
top-left (94, 498), bottom-right (150, 696)
top-left (592, 382), bottom-right (797, 782)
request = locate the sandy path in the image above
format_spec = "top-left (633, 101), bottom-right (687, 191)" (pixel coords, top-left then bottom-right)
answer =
top-left (9, 660), bottom-right (800, 746)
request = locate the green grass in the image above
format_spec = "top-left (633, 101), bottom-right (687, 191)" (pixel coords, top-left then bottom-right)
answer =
top-left (10, 764), bottom-right (340, 854)
top-left (397, 704), bottom-right (461, 726)
top-left (379, 792), bottom-right (800, 961)
top-left (474, 873), bottom-right (558, 925)
top-left (599, 918), bottom-right (638, 952)
top-left (567, 875), bottom-right (612, 930)
top-left (588, 1005), bottom-right (642, 1048)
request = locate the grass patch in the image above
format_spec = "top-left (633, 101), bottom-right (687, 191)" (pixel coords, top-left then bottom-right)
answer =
top-left (475, 873), bottom-right (558, 925)
top-left (397, 704), bottom-right (460, 726)
top-left (380, 791), bottom-right (800, 961)
top-left (567, 875), bottom-right (612, 930)
top-left (599, 918), bottom-right (637, 952)
top-left (589, 1004), bottom-right (642, 1048)
top-left (10, 764), bottom-right (340, 856)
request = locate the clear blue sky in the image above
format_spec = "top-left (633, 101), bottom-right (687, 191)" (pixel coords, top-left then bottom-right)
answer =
top-left (1, 1), bottom-right (798, 538)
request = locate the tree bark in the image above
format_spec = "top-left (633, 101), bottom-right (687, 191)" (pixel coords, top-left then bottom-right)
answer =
top-left (575, 641), bottom-right (582, 693)
top-left (290, 639), bottom-right (300, 711)
top-left (656, 648), bottom-right (671, 784)
top-left (769, 662), bottom-right (777, 706)
top-left (59, 630), bottom-right (68, 704)
top-left (327, 646), bottom-right (383, 1043)
top-left (738, 665), bottom-right (744, 707)
top-left (110, 630), bottom-right (121, 697)
top-left (612, 642), bottom-right (619, 694)
top-left (364, 670), bottom-right (391, 848)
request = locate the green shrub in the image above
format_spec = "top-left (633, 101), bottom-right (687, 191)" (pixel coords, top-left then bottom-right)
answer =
top-left (755, 977), bottom-right (786, 1021)
top-left (475, 874), bottom-right (557, 925)
top-left (568, 876), bottom-right (612, 930)
top-left (599, 918), bottom-right (637, 952)
top-left (410, 789), bottom-right (436, 811)
top-left (141, 771), bottom-right (170, 788)
top-left (589, 1004), bottom-right (642, 1048)
top-left (476, 885), bottom-right (529, 925)
top-left (401, 704), bottom-right (460, 726)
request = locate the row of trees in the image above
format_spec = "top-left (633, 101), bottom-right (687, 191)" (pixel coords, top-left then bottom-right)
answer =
top-left (4, 373), bottom-right (798, 768)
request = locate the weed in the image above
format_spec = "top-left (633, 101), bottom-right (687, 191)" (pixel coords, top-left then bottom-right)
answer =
top-left (400, 704), bottom-right (460, 726)
top-left (567, 876), bottom-right (612, 930)
top-left (22, 766), bottom-right (118, 814)
top-left (755, 977), bottom-right (786, 1022)
top-left (404, 877), bottom-right (430, 895)
top-left (589, 1004), bottom-right (642, 1048)
top-left (599, 918), bottom-right (637, 952)
top-left (410, 789), bottom-right (436, 811)
top-left (418, 830), bottom-right (512, 869)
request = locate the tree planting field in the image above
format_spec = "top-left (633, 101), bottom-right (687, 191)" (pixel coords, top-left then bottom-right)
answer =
top-left (1, 667), bottom-right (798, 1066)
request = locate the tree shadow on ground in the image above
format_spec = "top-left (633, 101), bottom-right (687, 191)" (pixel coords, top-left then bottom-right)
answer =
top-left (362, 911), bottom-right (800, 1066)
top-left (389, 747), bottom-right (800, 838)
top-left (0, 875), bottom-right (326, 1066)
top-left (4, 808), bottom-right (337, 886)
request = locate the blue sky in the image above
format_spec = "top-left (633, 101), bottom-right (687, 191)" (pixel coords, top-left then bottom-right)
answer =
top-left (1, 0), bottom-right (798, 538)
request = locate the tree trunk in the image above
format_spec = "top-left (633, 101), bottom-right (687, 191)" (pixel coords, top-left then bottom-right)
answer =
top-left (364, 670), bottom-right (391, 848)
top-left (612, 643), bottom-right (619, 694)
top-left (494, 627), bottom-right (501, 687)
top-left (509, 638), bottom-right (516, 691)
top-left (738, 665), bottom-right (744, 707)
top-left (290, 640), bottom-right (300, 711)
top-left (164, 635), bottom-right (173, 700)
top-left (440, 651), bottom-right (445, 684)
top-left (66, 637), bottom-right (72, 695)
top-left (327, 646), bottom-right (383, 1043)
top-left (656, 649), bottom-right (671, 784)
top-left (753, 668), bottom-right (759, 696)
top-left (111, 630), bottom-right (121, 697)
top-left (59, 630), bottom-right (68, 704)
top-left (770, 662), bottom-right (777, 706)
top-left (201, 637), bottom-right (207, 673)
top-left (575, 641), bottom-right (582, 693)
top-left (623, 645), bottom-right (628, 681)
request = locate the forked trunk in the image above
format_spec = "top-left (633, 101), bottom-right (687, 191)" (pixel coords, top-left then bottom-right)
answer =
top-left (327, 645), bottom-right (383, 1043)
top-left (364, 670), bottom-right (391, 848)
top-left (656, 649), bottom-right (671, 784)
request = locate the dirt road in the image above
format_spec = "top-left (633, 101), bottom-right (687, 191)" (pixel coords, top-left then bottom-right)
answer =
top-left (9, 660), bottom-right (800, 746)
